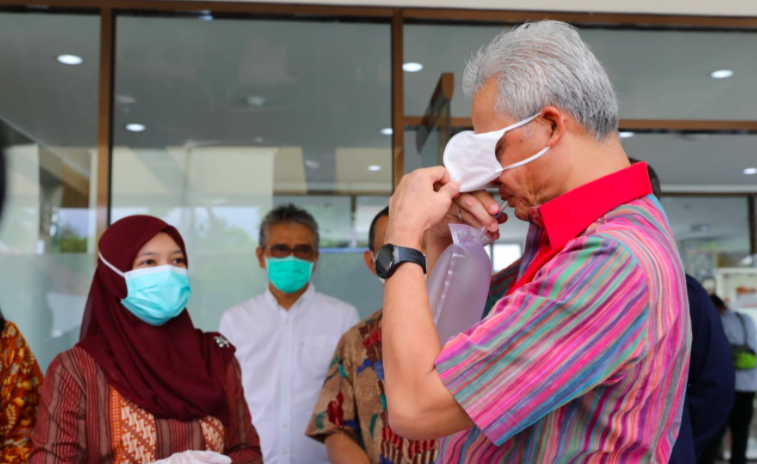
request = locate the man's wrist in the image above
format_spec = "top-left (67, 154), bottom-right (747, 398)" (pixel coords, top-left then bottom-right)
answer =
top-left (385, 223), bottom-right (424, 250)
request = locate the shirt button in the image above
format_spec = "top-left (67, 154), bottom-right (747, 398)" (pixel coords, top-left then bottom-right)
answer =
top-left (283, 423), bottom-right (288, 429)
top-left (283, 451), bottom-right (288, 456)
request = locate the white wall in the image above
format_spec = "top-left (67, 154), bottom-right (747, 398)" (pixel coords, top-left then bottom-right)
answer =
top-left (194, 0), bottom-right (757, 17)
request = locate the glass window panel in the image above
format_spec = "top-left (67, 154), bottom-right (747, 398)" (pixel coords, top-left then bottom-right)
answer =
top-left (492, 243), bottom-right (522, 273)
top-left (404, 24), bottom-right (507, 118)
top-left (405, 24), bottom-right (757, 121)
top-left (274, 195), bottom-right (352, 248)
top-left (658, 196), bottom-right (751, 282)
top-left (624, 133), bottom-right (757, 191)
top-left (0, 12), bottom-right (100, 371)
top-left (355, 195), bottom-right (390, 249)
top-left (111, 15), bottom-right (391, 330)
top-left (404, 128), bottom-right (441, 174)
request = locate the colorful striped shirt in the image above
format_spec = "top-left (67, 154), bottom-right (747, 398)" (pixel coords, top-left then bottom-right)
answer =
top-left (435, 163), bottom-right (691, 463)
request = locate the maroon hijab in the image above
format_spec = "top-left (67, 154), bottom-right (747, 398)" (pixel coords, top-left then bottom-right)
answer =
top-left (78, 215), bottom-right (234, 425)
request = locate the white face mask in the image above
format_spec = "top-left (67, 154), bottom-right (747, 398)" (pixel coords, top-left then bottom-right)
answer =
top-left (443, 113), bottom-right (550, 193)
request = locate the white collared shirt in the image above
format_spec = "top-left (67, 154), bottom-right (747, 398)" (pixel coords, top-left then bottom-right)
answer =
top-left (220, 284), bottom-right (360, 464)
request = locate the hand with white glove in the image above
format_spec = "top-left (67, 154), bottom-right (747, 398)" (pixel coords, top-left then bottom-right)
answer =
top-left (153, 450), bottom-right (232, 464)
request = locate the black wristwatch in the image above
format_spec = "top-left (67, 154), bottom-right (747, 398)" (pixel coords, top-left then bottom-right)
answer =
top-left (374, 243), bottom-right (427, 279)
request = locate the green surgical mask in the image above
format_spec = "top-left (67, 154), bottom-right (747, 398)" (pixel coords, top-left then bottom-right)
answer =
top-left (265, 256), bottom-right (314, 294)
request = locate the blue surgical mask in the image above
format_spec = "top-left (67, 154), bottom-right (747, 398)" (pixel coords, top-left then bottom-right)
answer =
top-left (100, 254), bottom-right (191, 326)
top-left (265, 256), bottom-right (314, 294)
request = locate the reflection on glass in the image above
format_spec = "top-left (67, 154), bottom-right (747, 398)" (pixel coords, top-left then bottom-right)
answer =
top-left (0, 12), bottom-right (99, 370)
top-left (355, 195), bottom-right (391, 248)
top-left (274, 195), bottom-right (352, 248)
top-left (661, 196), bottom-right (752, 282)
top-left (404, 128), bottom-right (440, 173)
top-left (404, 23), bottom-right (757, 120)
top-left (624, 133), bottom-right (757, 191)
top-left (112, 15), bottom-right (392, 329)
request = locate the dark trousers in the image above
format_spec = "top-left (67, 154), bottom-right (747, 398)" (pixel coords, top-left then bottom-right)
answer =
top-left (700, 391), bottom-right (756, 464)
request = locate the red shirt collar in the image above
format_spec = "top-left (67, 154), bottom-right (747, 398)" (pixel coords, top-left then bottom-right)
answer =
top-left (536, 162), bottom-right (653, 249)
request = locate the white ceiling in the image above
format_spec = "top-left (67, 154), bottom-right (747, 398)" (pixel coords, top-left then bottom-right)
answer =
top-left (216, 0), bottom-right (757, 17)
top-left (0, 12), bottom-right (756, 194)
top-left (0, 13), bottom-right (100, 148)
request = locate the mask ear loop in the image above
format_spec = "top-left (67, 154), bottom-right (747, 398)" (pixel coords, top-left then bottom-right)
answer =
top-left (500, 113), bottom-right (540, 133)
top-left (502, 146), bottom-right (550, 171)
top-left (99, 254), bottom-right (126, 278)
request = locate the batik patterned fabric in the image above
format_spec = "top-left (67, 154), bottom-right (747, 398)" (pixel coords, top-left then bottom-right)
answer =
top-left (0, 322), bottom-right (44, 463)
top-left (110, 387), bottom-right (226, 464)
top-left (31, 346), bottom-right (262, 464)
top-left (435, 163), bottom-right (691, 463)
top-left (306, 310), bottom-right (437, 464)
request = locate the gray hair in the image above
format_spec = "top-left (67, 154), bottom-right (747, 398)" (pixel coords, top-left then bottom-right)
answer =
top-left (462, 20), bottom-right (619, 140)
top-left (259, 203), bottom-right (319, 249)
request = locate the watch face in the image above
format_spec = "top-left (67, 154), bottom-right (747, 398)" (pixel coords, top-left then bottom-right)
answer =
top-left (375, 244), bottom-right (395, 278)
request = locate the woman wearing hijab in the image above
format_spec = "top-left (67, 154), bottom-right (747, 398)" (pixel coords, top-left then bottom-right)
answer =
top-left (0, 310), bottom-right (44, 462)
top-left (30, 215), bottom-right (262, 464)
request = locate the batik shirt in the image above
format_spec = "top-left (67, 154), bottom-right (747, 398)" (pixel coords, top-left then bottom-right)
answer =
top-left (306, 310), bottom-right (437, 464)
top-left (31, 347), bottom-right (262, 464)
top-left (0, 322), bottom-right (43, 463)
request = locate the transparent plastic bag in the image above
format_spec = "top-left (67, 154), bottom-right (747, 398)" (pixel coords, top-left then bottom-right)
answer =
top-left (428, 224), bottom-right (492, 345)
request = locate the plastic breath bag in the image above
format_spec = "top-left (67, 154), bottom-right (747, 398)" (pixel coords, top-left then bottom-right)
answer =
top-left (427, 224), bottom-right (492, 345)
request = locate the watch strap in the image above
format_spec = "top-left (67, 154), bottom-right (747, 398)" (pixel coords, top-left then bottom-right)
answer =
top-left (395, 246), bottom-right (427, 274)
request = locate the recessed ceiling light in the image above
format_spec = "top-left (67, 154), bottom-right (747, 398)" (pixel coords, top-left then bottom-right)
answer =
top-left (125, 123), bottom-right (146, 132)
top-left (199, 13), bottom-right (213, 21)
top-left (246, 96), bottom-right (265, 108)
top-left (710, 69), bottom-right (734, 79)
top-left (254, 136), bottom-right (264, 143)
top-left (744, 167), bottom-right (757, 175)
top-left (403, 62), bottom-right (424, 73)
top-left (116, 94), bottom-right (136, 104)
top-left (305, 159), bottom-right (321, 169)
top-left (619, 131), bottom-right (635, 139)
top-left (57, 54), bottom-right (83, 65)
top-left (380, 128), bottom-right (393, 135)
top-left (368, 165), bottom-right (382, 172)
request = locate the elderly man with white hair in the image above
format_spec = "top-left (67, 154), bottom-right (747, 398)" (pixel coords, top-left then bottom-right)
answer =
top-left (373, 21), bottom-right (691, 463)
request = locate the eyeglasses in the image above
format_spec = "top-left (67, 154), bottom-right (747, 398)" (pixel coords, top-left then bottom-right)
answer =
top-left (267, 244), bottom-right (316, 260)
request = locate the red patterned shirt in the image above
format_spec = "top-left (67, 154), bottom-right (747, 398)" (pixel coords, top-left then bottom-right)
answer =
top-left (31, 347), bottom-right (262, 464)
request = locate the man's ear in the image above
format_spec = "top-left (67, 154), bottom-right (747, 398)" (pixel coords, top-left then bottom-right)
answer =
top-left (256, 247), bottom-right (265, 270)
top-left (540, 106), bottom-right (568, 148)
top-left (363, 249), bottom-right (377, 275)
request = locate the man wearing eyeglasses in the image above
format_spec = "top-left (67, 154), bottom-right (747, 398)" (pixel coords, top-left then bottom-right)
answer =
top-left (220, 203), bottom-right (360, 464)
